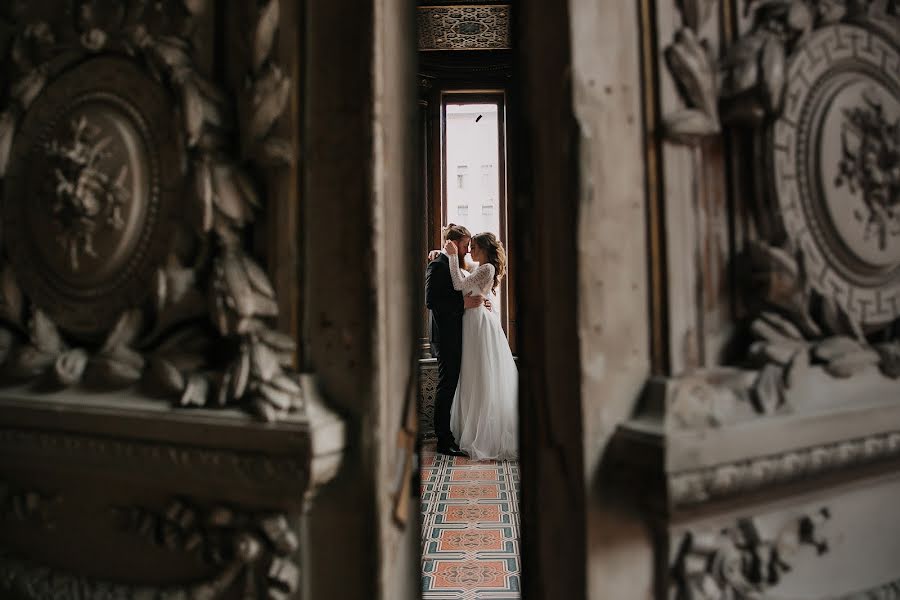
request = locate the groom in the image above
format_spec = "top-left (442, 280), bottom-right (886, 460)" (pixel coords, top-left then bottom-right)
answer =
top-left (425, 224), bottom-right (484, 457)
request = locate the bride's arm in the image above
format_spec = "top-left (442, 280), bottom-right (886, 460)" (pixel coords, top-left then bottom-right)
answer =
top-left (448, 254), bottom-right (494, 295)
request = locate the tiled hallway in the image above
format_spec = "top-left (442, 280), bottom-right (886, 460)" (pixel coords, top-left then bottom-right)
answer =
top-left (420, 444), bottom-right (521, 599)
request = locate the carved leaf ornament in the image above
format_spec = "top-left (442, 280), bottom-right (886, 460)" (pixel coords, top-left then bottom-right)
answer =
top-left (0, 491), bottom-right (301, 599)
top-left (671, 509), bottom-right (832, 600)
top-left (664, 26), bottom-right (722, 144)
top-left (0, 0), bottom-right (299, 421)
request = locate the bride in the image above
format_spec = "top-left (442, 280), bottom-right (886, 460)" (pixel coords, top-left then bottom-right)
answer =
top-left (443, 232), bottom-right (518, 461)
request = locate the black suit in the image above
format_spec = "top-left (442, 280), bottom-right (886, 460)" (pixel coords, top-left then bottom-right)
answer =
top-left (425, 253), bottom-right (464, 447)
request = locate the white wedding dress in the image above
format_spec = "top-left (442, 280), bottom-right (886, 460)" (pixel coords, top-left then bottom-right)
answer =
top-left (447, 253), bottom-right (518, 461)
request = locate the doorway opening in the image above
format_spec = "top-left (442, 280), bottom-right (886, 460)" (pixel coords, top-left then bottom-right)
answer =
top-left (418, 71), bottom-right (521, 600)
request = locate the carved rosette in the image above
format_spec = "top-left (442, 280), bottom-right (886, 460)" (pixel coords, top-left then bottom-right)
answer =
top-left (769, 23), bottom-right (900, 328)
top-left (0, 0), bottom-right (300, 421)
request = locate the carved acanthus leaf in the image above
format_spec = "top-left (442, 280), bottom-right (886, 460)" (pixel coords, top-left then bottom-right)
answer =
top-left (242, 1), bottom-right (294, 167)
top-left (664, 109), bottom-right (721, 145)
top-left (0, 480), bottom-right (60, 529)
top-left (0, 555), bottom-right (244, 600)
top-left (740, 233), bottom-right (900, 388)
top-left (253, 0), bottom-right (280, 75)
top-left (671, 509), bottom-right (831, 599)
top-left (10, 22), bottom-right (55, 72)
top-left (678, 0), bottom-right (718, 31)
top-left (0, 24), bottom-right (55, 177)
top-left (112, 498), bottom-right (301, 598)
top-left (0, 266), bottom-right (24, 329)
top-left (663, 27), bottom-right (720, 145)
top-left (0, 111), bottom-right (17, 177)
top-left (183, 0), bottom-right (206, 16)
top-left (257, 136), bottom-right (294, 167)
top-left (247, 64), bottom-right (291, 144)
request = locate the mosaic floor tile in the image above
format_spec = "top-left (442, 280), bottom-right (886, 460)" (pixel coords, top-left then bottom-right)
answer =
top-left (443, 504), bottom-right (502, 523)
top-left (449, 468), bottom-right (501, 481)
top-left (421, 444), bottom-right (520, 599)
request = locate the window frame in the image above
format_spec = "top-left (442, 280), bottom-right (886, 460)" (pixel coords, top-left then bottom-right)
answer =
top-left (436, 90), bottom-right (514, 343)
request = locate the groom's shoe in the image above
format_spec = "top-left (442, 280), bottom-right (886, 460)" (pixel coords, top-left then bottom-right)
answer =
top-left (436, 442), bottom-right (468, 458)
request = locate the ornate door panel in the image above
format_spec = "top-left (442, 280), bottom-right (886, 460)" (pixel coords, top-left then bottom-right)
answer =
top-left (616, 1), bottom-right (900, 596)
top-left (0, 2), bottom-right (344, 597)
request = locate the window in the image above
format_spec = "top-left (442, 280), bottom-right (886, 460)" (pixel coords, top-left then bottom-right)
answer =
top-left (440, 95), bottom-right (512, 341)
top-left (456, 165), bottom-right (468, 189)
top-left (481, 164), bottom-right (492, 189)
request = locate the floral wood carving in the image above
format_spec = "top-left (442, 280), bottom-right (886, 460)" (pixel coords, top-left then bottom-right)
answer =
top-left (721, 1), bottom-right (894, 122)
top-left (0, 0), bottom-right (300, 421)
top-left (662, 0), bottom-right (720, 145)
top-left (112, 498), bottom-right (300, 599)
top-left (0, 480), bottom-right (59, 529)
top-left (836, 92), bottom-right (900, 251)
top-left (671, 508), bottom-right (831, 599)
top-left (678, 0), bottom-right (718, 31)
top-left (45, 115), bottom-right (130, 271)
top-left (738, 238), bottom-right (898, 414)
top-left (0, 554), bottom-right (246, 600)
top-left (0, 496), bottom-right (300, 599)
top-left (663, 27), bottom-right (722, 145)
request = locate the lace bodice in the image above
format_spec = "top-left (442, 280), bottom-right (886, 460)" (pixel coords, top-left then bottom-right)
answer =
top-left (448, 254), bottom-right (494, 297)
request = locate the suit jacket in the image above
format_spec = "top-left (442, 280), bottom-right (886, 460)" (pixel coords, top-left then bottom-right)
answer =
top-left (425, 253), bottom-right (464, 356)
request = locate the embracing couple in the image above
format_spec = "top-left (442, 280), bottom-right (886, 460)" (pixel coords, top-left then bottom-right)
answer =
top-left (425, 224), bottom-right (518, 461)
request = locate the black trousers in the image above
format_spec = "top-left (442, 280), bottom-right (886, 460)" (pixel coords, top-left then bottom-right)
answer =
top-left (432, 325), bottom-right (462, 447)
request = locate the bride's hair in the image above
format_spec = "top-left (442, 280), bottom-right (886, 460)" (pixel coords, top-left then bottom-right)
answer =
top-left (471, 232), bottom-right (506, 292)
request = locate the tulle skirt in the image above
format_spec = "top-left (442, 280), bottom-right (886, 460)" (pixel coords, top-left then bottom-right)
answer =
top-left (450, 302), bottom-right (518, 461)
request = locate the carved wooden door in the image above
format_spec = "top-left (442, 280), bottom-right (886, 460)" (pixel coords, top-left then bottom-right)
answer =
top-left (0, 2), bottom-right (343, 598)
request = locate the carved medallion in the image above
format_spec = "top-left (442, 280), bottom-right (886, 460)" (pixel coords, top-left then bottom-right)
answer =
top-left (769, 23), bottom-right (900, 327)
top-left (3, 56), bottom-right (183, 339)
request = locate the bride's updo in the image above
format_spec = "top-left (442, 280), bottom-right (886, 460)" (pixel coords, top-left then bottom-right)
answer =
top-left (471, 232), bottom-right (506, 292)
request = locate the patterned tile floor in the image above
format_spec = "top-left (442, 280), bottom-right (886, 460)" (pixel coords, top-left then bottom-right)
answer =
top-left (420, 444), bottom-right (521, 600)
